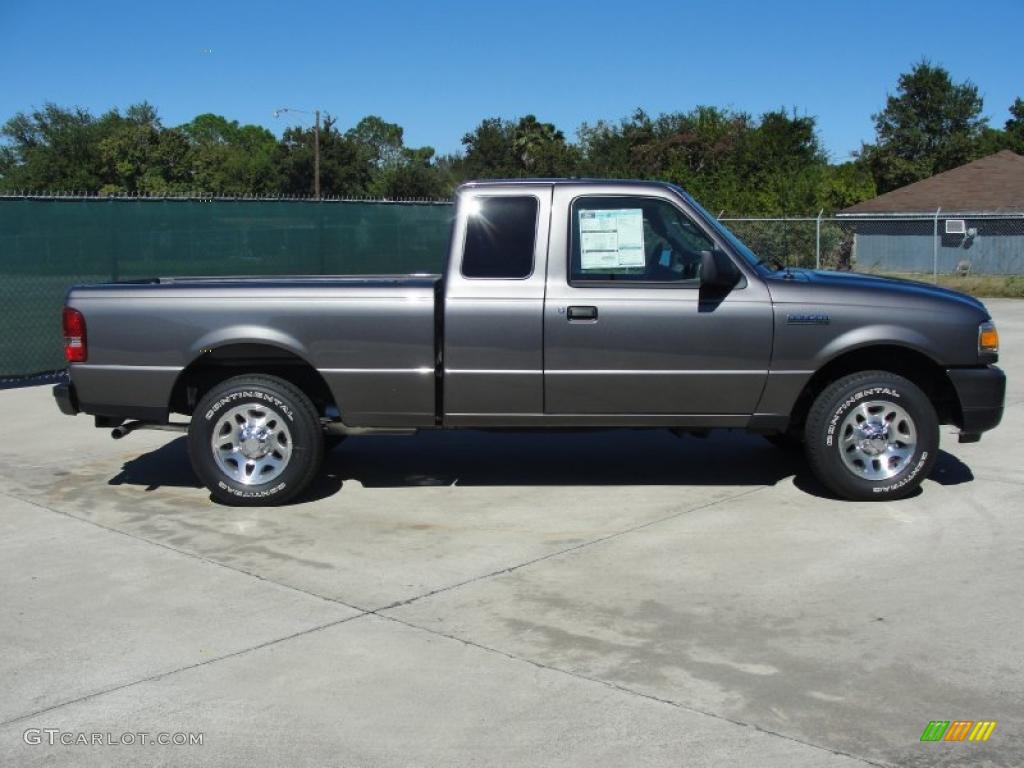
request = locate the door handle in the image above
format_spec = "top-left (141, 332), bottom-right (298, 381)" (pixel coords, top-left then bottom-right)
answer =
top-left (567, 305), bottom-right (598, 321)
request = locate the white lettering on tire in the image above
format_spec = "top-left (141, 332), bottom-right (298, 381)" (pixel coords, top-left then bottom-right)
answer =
top-left (872, 452), bottom-right (929, 494)
top-left (217, 480), bottom-right (287, 498)
top-left (204, 389), bottom-right (295, 421)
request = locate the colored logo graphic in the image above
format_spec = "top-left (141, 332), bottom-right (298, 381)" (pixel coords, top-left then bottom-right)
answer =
top-left (920, 721), bottom-right (997, 742)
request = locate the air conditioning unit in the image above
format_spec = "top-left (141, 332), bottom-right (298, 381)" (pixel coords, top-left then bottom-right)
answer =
top-left (945, 219), bottom-right (967, 235)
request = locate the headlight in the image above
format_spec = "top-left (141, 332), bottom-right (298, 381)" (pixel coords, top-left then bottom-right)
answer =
top-left (979, 321), bottom-right (999, 354)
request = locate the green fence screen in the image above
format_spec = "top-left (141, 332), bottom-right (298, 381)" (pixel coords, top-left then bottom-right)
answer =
top-left (0, 197), bottom-right (453, 378)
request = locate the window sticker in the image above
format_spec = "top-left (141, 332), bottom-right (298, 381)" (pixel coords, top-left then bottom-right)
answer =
top-left (579, 209), bottom-right (645, 270)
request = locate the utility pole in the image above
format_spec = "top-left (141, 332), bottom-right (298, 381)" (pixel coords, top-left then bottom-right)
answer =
top-left (815, 208), bottom-right (823, 270)
top-left (273, 107), bottom-right (323, 199)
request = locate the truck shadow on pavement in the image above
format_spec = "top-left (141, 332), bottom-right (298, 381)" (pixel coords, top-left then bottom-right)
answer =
top-left (107, 429), bottom-right (975, 503)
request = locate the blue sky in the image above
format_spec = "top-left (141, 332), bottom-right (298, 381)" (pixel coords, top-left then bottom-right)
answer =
top-left (2, 0), bottom-right (1021, 162)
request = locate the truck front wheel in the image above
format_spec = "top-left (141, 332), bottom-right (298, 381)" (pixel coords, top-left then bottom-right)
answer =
top-left (188, 374), bottom-right (324, 506)
top-left (804, 371), bottom-right (938, 501)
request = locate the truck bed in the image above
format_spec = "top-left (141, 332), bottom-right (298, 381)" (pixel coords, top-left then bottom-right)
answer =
top-left (66, 274), bottom-right (443, 427)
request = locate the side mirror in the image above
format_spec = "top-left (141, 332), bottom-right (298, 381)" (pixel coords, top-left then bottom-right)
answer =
top-left (700, 249), bottom-right (741, 290)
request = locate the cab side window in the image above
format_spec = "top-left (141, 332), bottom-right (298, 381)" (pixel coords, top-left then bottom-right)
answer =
top-left (462, 196), bottom-right (538, 279)
top-left (570, 197), bottom-right (713, 285)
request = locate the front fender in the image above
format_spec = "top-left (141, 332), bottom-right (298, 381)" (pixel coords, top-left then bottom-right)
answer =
top-left (812, 324), bottom-right (941, 370)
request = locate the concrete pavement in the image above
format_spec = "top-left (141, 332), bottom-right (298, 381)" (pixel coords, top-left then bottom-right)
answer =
top-left (1, 300), bottom-right (1021, 767)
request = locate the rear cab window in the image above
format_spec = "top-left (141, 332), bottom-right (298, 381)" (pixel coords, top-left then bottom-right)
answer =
top-left (461, 196), bottom-right (538, 279)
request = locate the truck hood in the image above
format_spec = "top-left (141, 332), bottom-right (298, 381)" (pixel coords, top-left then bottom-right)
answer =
top-left (766, 268), bottom-right (988, 315)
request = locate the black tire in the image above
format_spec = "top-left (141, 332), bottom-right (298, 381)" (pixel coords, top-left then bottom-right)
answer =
top-left (188, 374), bottom-right (324, 506)
top-left (804, 371), bottom-right (938, 501)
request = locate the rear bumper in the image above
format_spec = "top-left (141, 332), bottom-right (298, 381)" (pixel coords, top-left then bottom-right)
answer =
top-left (948, 365), bottom-right (1005, 438)
top-left (52, 381), bottom-right (79, 416)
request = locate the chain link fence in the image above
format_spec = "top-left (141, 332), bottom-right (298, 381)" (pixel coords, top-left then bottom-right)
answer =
top-left (720, 213), bottom-right (1024, 278)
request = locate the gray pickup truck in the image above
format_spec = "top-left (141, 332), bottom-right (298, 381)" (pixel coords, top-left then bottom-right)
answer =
top-left (54, 179), bottom-right (1005, 504)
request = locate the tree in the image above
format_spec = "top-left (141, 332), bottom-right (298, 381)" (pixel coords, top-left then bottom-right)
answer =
top-left (511, 115), bottom-right (578, 176)
top-left (0, 96), bottom-right (907, 211)
top-left (346, 116), bottom-right (405, 172)
top-left (460, 115), bottom-right (577, 179)
top-left (460, 117), bottom-right (519, 178)
top-left (579, 106), bottom-right (837, 215)
top-left (823, 161), bottom-right (876, 211)
top-left (577, 114), bottom-right (644, 179)
top-left (431, 152), bottom-right (468, 196)
top-left (0, 103), bottom-right (107, 191)
top-left (345, 115), bottom-right (446, 197)
top-left (96, 103), bottom-right (194, 195)
top-left (973, 97), bottom-right (1024, 156)
top-left (0, 102), bottom-right (198, 194)
top-left (377, 146), bottom-right (447, 199)
top-left (1005, 98), bottom-right (1024, 152)
top-left (859, 61), bottom-right (987, 193)
top-left (275, 115), bottom-right (372, 196)
top-left (179, 113), bottom-right (280, 195)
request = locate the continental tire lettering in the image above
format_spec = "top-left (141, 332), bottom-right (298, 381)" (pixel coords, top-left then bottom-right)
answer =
top-left (217, 480), bottom-right (287, 498)
top-left (872, 451), bottom-right (929, 493)
top-left (826, 387), bottom-right (901, 447)
top-left (204, 390), bottom-right (295, 421)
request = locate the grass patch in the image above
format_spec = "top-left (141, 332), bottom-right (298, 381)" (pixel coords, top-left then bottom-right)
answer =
top-left (870, 272), bottom-right (1024, 298)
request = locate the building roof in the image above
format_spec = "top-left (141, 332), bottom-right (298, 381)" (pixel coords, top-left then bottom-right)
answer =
top-left (840, 150), bottom-right (1024, 215)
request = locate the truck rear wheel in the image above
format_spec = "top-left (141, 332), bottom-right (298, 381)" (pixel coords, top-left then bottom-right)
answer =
top-left (804, 371), bottom-right (938, 501)
top-left (188, 374), bottom-right (324, 506)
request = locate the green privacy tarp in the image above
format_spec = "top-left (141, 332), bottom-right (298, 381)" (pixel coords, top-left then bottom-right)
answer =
top-left (0, 197), bottom-right (453, 377)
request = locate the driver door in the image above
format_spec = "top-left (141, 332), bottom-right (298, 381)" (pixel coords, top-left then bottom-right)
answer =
top-left (543, 190), bottom-right (772, 417)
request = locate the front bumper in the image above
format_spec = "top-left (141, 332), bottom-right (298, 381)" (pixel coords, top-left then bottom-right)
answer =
top-left (52, 381), bottom-right (79, 416)
top-left (948, 365), bottom-right (1005, 438)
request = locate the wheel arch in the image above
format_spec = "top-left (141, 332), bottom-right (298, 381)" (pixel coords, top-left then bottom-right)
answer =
top-left (788, 343), bottom-right (959, 432)
top-left (169, 343), bottom-right (338, 418)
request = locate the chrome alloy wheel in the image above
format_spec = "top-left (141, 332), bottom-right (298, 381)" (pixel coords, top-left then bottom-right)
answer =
top-left (210, 403), bottom-right (293, 485)
top-left (838, 400), bottom-right (917, 481)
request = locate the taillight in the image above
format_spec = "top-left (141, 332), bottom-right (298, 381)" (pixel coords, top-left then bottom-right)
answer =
top-left (62, 306), bottom-right (87, 363)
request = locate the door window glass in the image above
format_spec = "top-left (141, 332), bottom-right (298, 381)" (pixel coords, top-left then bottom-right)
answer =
top-left (570, 197), bottom-right (714, 284)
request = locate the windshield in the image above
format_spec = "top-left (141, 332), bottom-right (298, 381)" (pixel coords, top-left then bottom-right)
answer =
top-left (669, 186), bottom-right (764, 269)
